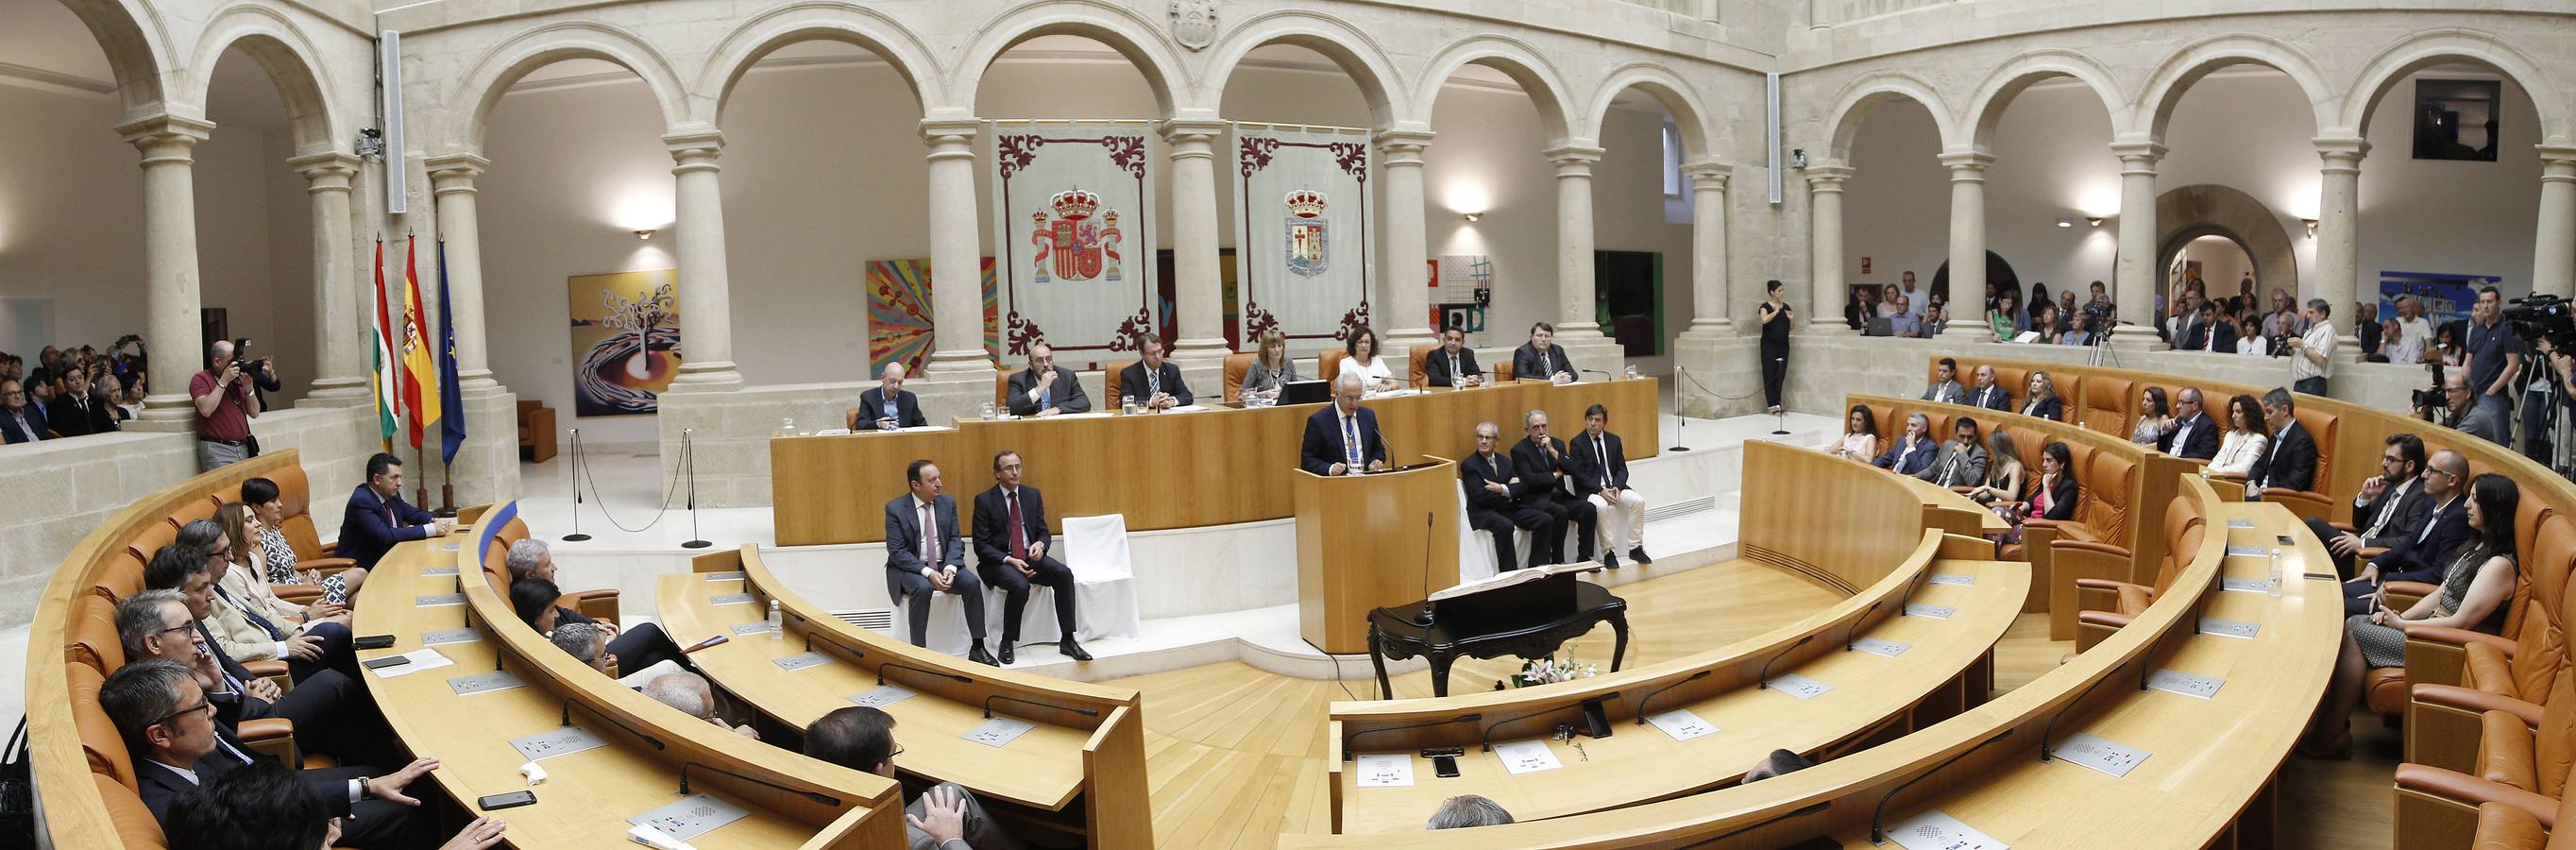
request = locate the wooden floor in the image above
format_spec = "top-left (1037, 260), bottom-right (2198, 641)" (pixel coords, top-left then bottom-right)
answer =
top-left (1102, 559), bottom-right (2399, 848)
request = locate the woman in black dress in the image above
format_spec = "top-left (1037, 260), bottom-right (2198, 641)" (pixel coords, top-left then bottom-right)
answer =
top-left (1759, 280), bottom-right (1792, 415)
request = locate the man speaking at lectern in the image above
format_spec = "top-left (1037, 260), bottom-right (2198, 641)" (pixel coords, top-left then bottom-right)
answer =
top-left (1301, 372), bottom-right (1388, 476)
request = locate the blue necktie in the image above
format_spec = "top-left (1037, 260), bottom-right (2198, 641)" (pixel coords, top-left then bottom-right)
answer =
top-left (216, 586), bottom-right (287, 641)
top-left (1344, 414), bottom-right (1361, 468)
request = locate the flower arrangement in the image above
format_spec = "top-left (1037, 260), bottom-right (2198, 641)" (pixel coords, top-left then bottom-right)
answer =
top-left (1504, 652), bottom-right (1599, 688)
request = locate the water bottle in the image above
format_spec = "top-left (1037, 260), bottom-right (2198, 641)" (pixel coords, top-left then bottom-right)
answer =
top-left (2266, 550), bottom-right (2283, 598)
top-left (979, 401), bottom-right (996, 420)
top-left (767, 599), bottom-right (783, 638)
top-left (779, 417), bottom-right (795, 438)
top-left (1624, 365), bottom-right (1639, 380)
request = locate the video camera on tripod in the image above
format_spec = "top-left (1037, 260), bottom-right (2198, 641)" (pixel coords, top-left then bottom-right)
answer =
top-left (2506, 293), bottom-right (2576, 352)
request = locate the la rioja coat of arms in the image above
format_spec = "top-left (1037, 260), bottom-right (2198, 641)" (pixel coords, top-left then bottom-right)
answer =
top-left (1285, 189), bottom-right (1329, 277)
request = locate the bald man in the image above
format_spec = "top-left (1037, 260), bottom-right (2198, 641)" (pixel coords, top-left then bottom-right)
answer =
top-left (854, 362), bottom-right (928, 431)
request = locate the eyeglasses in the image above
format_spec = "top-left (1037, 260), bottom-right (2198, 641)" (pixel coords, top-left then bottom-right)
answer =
top-left (154, 697), bottom-right (215, 727)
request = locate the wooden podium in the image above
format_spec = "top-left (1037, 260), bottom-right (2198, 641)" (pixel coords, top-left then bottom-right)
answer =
top-left (1293, 461), bottom-right (1462, 654)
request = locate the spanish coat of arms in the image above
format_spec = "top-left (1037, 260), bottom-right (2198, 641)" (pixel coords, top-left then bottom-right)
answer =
top-left (1028, 188), bottom-right (1123, 283)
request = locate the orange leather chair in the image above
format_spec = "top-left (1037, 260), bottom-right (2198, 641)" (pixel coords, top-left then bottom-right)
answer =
top-left (2462, 760), bottom-right (2576, 848)
top-left (2393, 575), bottom-right (2576, 839)
top-left (166, 496), bottom-right (217, 534)
top-left (1223, 352), bottom-right (1256, 402)
top-left (1104, 360), bottom-right (1136, 406)
top-left (2256, 405), bottom-right (2341, 522)
top-left (2401, 513), bottom-right (2575, 771)
top-left (2074, 375), bottom-right (2132, 439)
top-left (1409, 345), bottom-right (1434, 388)
top-left (994, 368), bottom-right (1013, 410)
top-left (1319, 348), bottom-right (1349, 385)
top-left (517, 400), bottom-right (557, 463)
top-left (2072, 497), bottom-right (2209, 650)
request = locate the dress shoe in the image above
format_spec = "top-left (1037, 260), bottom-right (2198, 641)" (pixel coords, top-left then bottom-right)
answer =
top-left (1601, 552), bottom-right (1619, 569)
top-left (1629, 547), bottom-right (1653, 565)
top-left (1059, 638), bottom-right (1093, 662)
top-left (967, 642), bottom-right (998, 667)
top-left (997, 642), bottom-right (1015, 666)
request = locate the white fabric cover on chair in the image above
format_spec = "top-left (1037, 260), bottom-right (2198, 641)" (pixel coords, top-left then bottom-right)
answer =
top-left (1457, 483), bottom-right (1499, 585)
top-left (1006, 514), bottom-right (1143, 643)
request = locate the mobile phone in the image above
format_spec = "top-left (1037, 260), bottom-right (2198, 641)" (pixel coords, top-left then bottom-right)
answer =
top-left (1432, 756), bottom-right (1462, 778)
top-left (1419, 746), bottom-right (1464, 758)
top-left (361, 655), bottom-right (412, 671)
top-left (2277, 534), bottom-right (2296, 547)
top-left (353, 635), bottom-right (397, 650)
top-left (477, 790), bottom-right (537, 810)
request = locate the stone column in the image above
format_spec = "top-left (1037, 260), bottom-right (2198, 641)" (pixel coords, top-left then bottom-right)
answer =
top-left (1803, 165), bottom-right (1853, 335)
top-left (122, 115), bottom-right (214, 423)
top-left (1938, 151), bottom-right (1995, 340)
top-left (920, 120), bottom-right (991, 374)
top-left (290, 152), bottom-right (367, 400)
top-left (2312, 138), bottom-right (2367, 357)
top-left (1164, 119), bottom-right (1231, 362)
top-left (666, 130), bottom-right (742, 389)
top-left (1544, 144), bottom-right (1607, 339)
top-left (1377, 128), bottom-right (1437, 348)
top-left (424, 154), bottom-right (498, 388)
top-left (2534, 145), bottom-right (2576, 299)
top-left (2109, 141), bottom-right (2166, 348)
top-left (1680, 161), bottom-right (1732, 336)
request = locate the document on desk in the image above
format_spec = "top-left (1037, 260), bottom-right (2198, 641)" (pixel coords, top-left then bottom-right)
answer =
top-left (962, 717), bottom-right (1037, 748)
top-left (1886, 809), bottom-right (2008, 850)
top-left (630, 794), bottom-right (750, 842)
top-left (368, 649), bottom-right (453, 678)
top-left (1353, 754), bottom-right (1415, 788)
top-left (1764, 673), bottom-right (1833, 700)
top-left (510, 726), bottom-right (609, 762)
top-left (1168, 405), bottom-right (1212, 413)
top-left (447, 670), bottom-right (527, 696)
top-left (1050, 412), bottom-right (1113, 419)
top-left (1645, 709), bottom-right (1718, 741)
top-left (848, 685), bottom-right (917, 708)
top-left (1492, 740), bottom-right (1563, 774)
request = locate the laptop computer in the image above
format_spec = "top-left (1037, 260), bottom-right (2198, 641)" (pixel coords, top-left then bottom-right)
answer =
top-left (1279, 380), bottom-right (1332, 405)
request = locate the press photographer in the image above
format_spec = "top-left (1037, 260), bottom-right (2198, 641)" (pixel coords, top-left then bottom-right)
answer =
top-left (2504, 293), bottom-right (2576, 472)
top-left (190, 338), bottom-right (263, 471)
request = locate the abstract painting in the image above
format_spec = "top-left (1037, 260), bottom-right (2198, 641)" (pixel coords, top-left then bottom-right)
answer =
top-left (566, 269), bottom-right (682, 417)
top-left (867, 257), bottom-right (999, 376)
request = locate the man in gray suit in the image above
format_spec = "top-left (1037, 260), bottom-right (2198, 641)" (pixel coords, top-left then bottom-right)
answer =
top-left (1922, 358), bottom-right (1966, 404)
top-left (1917, 416), bottom-right (1989, 487)
top-left (883, 459), bottom-right (995, 665)
top-left (1007, 342), bottom-right (1090, 417)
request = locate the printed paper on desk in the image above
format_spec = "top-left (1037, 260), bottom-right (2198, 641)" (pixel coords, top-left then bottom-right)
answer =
top-left (2228, 518), bottom-right (2255, 529)
top-left (702, 571), bottom-right (745, 582)
top-left (1852, 637), bottom-right (1910, 658)
top-left (630, 794), bottom-right (749, 842)
top-left (1493, 740), bottom-right (1563, 774)
top-left (962, 717), bottom-right (1037, 748)
top-left (1646, 710), bottom-right (1718, 741)
top-left (367, 649), bottom-right (452, 678)
top-left (849, 686), bottom-right (917, 708)
top-left (2225, 545), bottom-right (2270, 557)
top-left (1887, 809), bottom-right (2008, 850)
top-left (1928, 573), bottom-right (1974, 586)
top-left (509, 726), bottom-right (608, 762)
top-left (1354, 754), bottom-right (1415, 788)
top-left (1765, 673), bottom-right (1833, 700)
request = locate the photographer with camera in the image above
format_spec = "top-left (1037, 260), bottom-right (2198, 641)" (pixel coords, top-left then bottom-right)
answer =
top-left (191, 339), bottom-right (263, 470)
top-left (2437, 369), bottom-right (2509, 443)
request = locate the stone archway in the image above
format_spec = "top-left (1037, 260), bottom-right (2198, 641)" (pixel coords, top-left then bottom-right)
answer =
top-left (2153, 183), bottom-right (2299, 306)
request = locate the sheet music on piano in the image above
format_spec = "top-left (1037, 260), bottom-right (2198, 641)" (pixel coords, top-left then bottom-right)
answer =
top-left (1426, 561), bottom-right (1596, 603)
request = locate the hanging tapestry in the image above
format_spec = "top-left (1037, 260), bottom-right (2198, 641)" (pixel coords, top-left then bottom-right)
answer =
top-left (865, 257), bottom-right (1000, 376)
top-left (1233, 124), bottom-right (1372, 352)
top-left (989, 120), bottom-right (1155, 366)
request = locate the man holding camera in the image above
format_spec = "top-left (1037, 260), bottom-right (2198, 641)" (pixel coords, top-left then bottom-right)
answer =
top-left (190, 339), bottom-right (262, 470)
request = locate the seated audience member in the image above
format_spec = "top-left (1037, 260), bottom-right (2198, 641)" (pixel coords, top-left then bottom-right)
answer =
top-left (2439, 368), bottom-right (2509, 443)
top-left (2231, 308), bottom-right (2267, 356)
top-left (2027, 303), bottom-right (2062, 344)
top-left (885, 460), bottom-right (996, 665)
top-left (1512, 409), bottom-right (1599, 567)
top-left (2302, 434), bottom-right (2432, 579)
top-left (1919, 416), bottom-right (1990, 488)
top-left (1877, 283), bottom-right (1905, 319)
top-left (972, 450), bottom-right (1091, 663)
top-left (1424, 327), bottom-right (1483, 388)
top-left (1240, 329), bottom-right (1302, 401)
top-left (242, 477), bottom-right (364, 604)
top-left (48, 361), bottom-right (115, 436)
top-left (1741, 749), bottom-right (1816, 783)
top-left (1964, 365), bottom-right (2011, 411)
top-left (549, 621), bottom-right (618, 675)
top-left (2019, 371), bottom-right (2063, 421)
top-left (856, 362), bottom-right (928, 430)
top-left (1462, 421), bottom-right (1557, 571)
top-left (1873, 413), bottom-right (1939, 476)
top-left (187, 518), bottom-right (357, 683)
top-left (2433, 322), bottom-right (2466, 366)
top-left (1, 379), bottom-right (47, 443)
top-left (2307, 472), bottom-right (2519, 758)
top-left (117, 587), bottom-right (386, 768)
top-left (1569, 403), bottom-right (1652, 567)
top-left (1922, 358), bottom-right (1966, 404)
top-left (2338, 450), bottom-right (2472, 615)
top-left (1338, 325), bottom-right (1398, 393)
top-left (1846, 288), bottom-right (1875, 331)
top-left (1995, 441), bottom-right (2078, 542)
top-left (2157, 387), bottom-right (2220, 460)
top-left (2059, 312), bottom-right (2097, 346)
top-left (805, 706), bottom-right (1022, 850)
top-left (337, 452), bottom-right (451, 570)
top-left (163, 760), bottom-right (507, 850)
top-left (642, 672), bottom-right (759, 740)
top-left (1887, 296), bottom-right (1921, 337)
top-left (2129, 387), bottom-right (2177, 448)
top-left (1921, 302), bottom-right (1949, 337)
top-left (2206, 393), bottom-right (2272, 478)
top-left (1822, 405), bottom-right (1880, 463)
top-left (1118, 334), bottom-right (1192, 410)
top-left (212, 503), bottom-right (344, 631)
top-left (503, 538), bottom-right (696, 675)
top-left (1006, 342), bottom-right (1090, 417)
top-left (2246, 387), bottom-right (2317, 499)
top-left (102, 658), bottom-right (437, 848)
top-left (1513, 322), bottom-right (1577, 384)
top-left (2371, 318), bottom-right (2411, 364)
top-left (1426, 794), bottom-right (1516, 829)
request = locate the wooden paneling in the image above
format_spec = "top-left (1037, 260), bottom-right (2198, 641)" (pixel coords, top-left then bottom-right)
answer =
top-left (1737, 439), bottom-right (1930, 594)
top-left (1293, 462), bottom-right (1462, 654)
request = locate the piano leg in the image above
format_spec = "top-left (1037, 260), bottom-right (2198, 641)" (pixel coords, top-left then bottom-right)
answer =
top-left (1608, 612), bottom-right (1630, 672)
top-left (1368, 627), bottom-right (1394, 701)
top-left (1431, 654), bottom-right (1456, 697)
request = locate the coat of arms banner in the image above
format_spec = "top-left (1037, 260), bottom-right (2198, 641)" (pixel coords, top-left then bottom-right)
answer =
top-left (1232, 123), bottom-right (1371, 348)
top-left (989, 120), bottom-right (1157, 362)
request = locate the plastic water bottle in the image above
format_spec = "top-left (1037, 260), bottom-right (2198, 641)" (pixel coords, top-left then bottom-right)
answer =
top-left (2266, 550), bottom-right (2284, 598)
top-left (779, 417), bottom-right (795, 438)
top-left (767, 599), bottom-right (783, 638)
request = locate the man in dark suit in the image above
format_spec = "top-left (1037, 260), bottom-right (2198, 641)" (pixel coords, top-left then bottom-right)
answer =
top-left (1462, 422), bottom-right (1557, 571)
top-left (1007, 342), bottom-right (1091, 417)
top-left (1424, 328), bottom-right (1485, 388)
top-left (1918, 416), bottom-right (1990, 487)
top-left (500, 538), bottom-right (694, 676)
top-left (1300, 373), bottom-right (1388, 476)
top-left (885, 459), bottom-right (994, 665)
top-left (130, 551), bottom-right (392, 769)
top-left (0, 379), bottom-right (45, 443)
top-left (337, 452), bottom-right (450, 571)
top-left (2305, 434), bottom-right (2432, 579)
top-left (856, 362), bottom-right (929, 431)
top-left (2157, 387), bottom-right (2220, 460)
top-left (2246, 387), bottom-right (2318, 499)
top-left (971, 450), bottom-right (1089, 664)
top-left (1568, 403), bottom-right (1650, 568)
top-left (1922, 358), bottom-right (1966, 404)
top-left (1510, 409), bottom-right (1597, 567)
top-left (2343, 450), bottom-right (2472, 614)
top-left (1964, 365), bottom-right (2011, 412)
top-left (1512, 322), bottom-right (1577, 384)
top-left (103, 659), bottom-right (438, 848)
top-left (47, 363), bottom-right (114, 436)
top-left (1118, 335), bottom-right (1192, 410)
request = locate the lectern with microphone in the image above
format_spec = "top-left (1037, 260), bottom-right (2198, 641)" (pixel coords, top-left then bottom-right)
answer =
top-left (1292, 460), bottom-right (1461, 654)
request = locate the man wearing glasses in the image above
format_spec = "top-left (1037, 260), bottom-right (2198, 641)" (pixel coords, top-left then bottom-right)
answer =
top-left (2337, 450), bottom-right (2474, 615)
top-left (2302, 434), bottom-right (2432, 579)
top-left (0, 379), bottom-right (46, 443)
top-left (129, 542), bottom-right (390, 767)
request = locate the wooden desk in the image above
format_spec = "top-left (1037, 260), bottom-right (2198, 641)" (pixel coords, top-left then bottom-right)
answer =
top-left (772, 378), bottom-right (1661, 545)
top-left (1295, 460), bottom-right (1462, 654)
top-left (1892, 473), bottom-right (2011, 535)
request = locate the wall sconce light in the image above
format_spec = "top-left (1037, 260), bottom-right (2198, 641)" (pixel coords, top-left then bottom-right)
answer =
top-left (2054, 217), bottom-right (2074, 229)
top-left (2086, 217), bottom-right (2103, 228)
top-left (1463, 212), bottom-right (1483, 223)
top-left (634, 230), bottom-right (657, 241)
top-left (2301, 219), bottom-right (2318, 238)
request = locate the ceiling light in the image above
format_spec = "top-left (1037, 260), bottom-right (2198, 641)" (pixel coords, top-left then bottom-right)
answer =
top-left (1463, 212), bottom-right (1483, 222)
top-left (2301, 219), bottom-right (2318, 237)
top-left (2086, 217), bottom-right (2103, 228)
top-left (2054, 217), bottom-right (2074, 229)
top-left (634, 230), bottom-right (656, 241)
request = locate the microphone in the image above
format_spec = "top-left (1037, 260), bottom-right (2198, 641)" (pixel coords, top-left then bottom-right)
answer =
top-left (1342, 713), bottom-right (1483, 761)
top-left (1896, 570), bottom-right (1931, 615)
top-left (1757, 635), bottom-right (1814, 688)
top-left (804, 630), bottom-right (864, 660)
top-left (1840, 601), bottom-right (1885, 651)
top-left (984, 693), bottom-right (1101, 721)
top-left (2040, 665), bottom-right (2116, 763)
top-left (877, 660), bottom-right (972, 688)
top-left (1634, 670), bottom-right (1712, 725)
top-left (1871, 730), bottom-right (2014, 844)
top-left (679, 761), bottom-right (839, 807)
top-left (1580, 368), bottom-right (1617, 385)
top-left (560, 700), bottom-right (666, 750)
top-left (1417, 512), bottom-right (1438, 627)
top-left (1478, 694), bottom-right (1619, 753)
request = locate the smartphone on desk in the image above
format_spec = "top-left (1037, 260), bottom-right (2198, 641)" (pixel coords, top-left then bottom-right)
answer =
top-left (477, 790), bottom-right (537, 810)
top-left (361, 655), bottom-right (412, 671)
top-left (353, 635), bottom-right (397, 650)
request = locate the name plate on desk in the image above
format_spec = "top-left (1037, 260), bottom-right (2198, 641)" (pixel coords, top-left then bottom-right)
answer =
top-left (1852, 637), bottom-right (1911, 658)
top-left (962, 717), bottom-right (1037, 749)
top-left (1646, 710), bottom-right (1718, 741)
top-left (1928, 573), bottom-right (1974, 586)
top-left (2219, 577), bottom-right (2267, 593)
top-left (447, 671), bottom-right (525, 696)
top-left (849, 686), bottom-right (917, 708)
top-left (2050, 732), bottom-right (2148, 778)
top-left (419, 629), bottom-right (480, 646)
top-left (771, 652), bottom-right (832, 672)
top-left (708, 593), bottom-right (754, 606)
top-left (730, 620), bottom-right (780, 637)
top-left (2225, 545), bottom-right (2271, 558)
top-left (415, 594), bottom-right (466, 607)
top-left (2199, 618), bottom-right (2261, 639)
top-left (1765, 673), bottom-right (1833, 700)
top-left (1493, 740), bottom-right (1563, 774)
top-left (630, 794), bottom-right (751, 842)
top-left (1887, 809), bottom-right (2008, 850)
top-left (2228, 518), bottom-right (2255, 529)
top-left (423, 566), bottom-right (459, 577)
top-left (703, 571), bottom-right (745, 582)
top-left (2144, 669), bottom-right (2225, 700)
top-left (510, 726), bottom-right (608, 762)
top-left (1904, 604), bottom-right (1957, 620)
top-left (1354, 754), bottom-right (1415, 788)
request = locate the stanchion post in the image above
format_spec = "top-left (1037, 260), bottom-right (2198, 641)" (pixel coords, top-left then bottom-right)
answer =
top-left (562, 427), bottom-right (592, 542)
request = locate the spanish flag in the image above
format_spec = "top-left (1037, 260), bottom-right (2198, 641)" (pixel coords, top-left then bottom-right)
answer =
top-left (400, 235), bottom-right (441, 449)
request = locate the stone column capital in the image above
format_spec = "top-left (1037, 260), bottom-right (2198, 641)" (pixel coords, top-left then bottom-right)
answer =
top-left (288, 151), bottom-right (363, 188)
top-left (665, 130), bottom-right (725, 168)
top-left (118, 114), bottom-right (214, 157)
top-left (1938, 150), bottom-right (1996, 178)
top-left (1542, 144), bottom-right (1606, 171)
top-left (424, 152), bottom-right (491, 194)
top-left (2109, 141), bottom-right (2166, 167)
top-left (1159, 119), bottom-right (1229, 144)
top-left (2313, 136), bottom-right (2370, 170)
top-left (2537, 144), bottom-right (2576, 171)
top-left (1374, 128), bottom-right (1436, 157)
top-left (919, 118), bottom-right (981, 145)
top-left (1804, 164), bottom-right (1855, 189)
top-left (1680, 159), bottom-right (1730, 190)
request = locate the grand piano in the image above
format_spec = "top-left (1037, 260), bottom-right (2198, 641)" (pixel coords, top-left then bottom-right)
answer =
top-left (1364, 566), bottom-right (1629, 698)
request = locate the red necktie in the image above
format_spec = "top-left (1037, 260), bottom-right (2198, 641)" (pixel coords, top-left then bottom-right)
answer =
top-left (919, 503), bottom-right (935, 562)
top-left (1007, 491), bottom-right (1027, 560)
